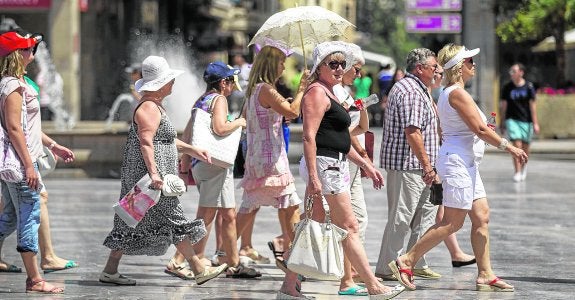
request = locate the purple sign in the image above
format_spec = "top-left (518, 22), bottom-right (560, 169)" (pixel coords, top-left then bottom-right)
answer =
top-left (406, 14), bottom-right (462, 33)
top-left (406, 0), bottom-right (462, 11)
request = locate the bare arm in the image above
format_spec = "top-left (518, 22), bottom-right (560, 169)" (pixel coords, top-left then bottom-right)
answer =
top-left (405, 126), bottom-right (435, 185)
top-left (260, 71), bottom-right (310, 119)
top-left (350, 108), bottom-right (369, 136)
top-left (529, 99), bottom-right (540, 134)
top-left (450, 89), bottom-right (528, 162)
top-left (211, 95), bottom-right (245, 136)
top-left (302, 87), bottom-right (328, 196)
top-left (41, 132), bottom-right (75, 163)
top-left (347, 144), bottom-right (383, 189)
top-left (175, 138), bottom-right (211, 163)
top-left (134, 101), bottom-right (163, 188)
top-left (4, 90), bottom-right (38, 190)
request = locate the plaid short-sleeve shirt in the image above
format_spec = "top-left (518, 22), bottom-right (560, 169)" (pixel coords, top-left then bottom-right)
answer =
top-left (380, 73), bottom-right (439, 170)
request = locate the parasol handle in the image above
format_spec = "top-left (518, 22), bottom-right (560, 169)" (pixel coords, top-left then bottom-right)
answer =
top-left (297, 20), bottom-right (306, 70)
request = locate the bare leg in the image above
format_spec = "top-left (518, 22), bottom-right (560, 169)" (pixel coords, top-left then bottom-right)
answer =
top-left (103, 250), bottom-right (123, 274)
top-left (398, 207), bottom-right (467, 289)
top-left (323, 193), bottom-right (395, 295)
top-left (276, 205), bottom-right (299, 251)
top-left (38, 191), bottom-right (76, 270)
top-left (468, 198), bottom-right (513, 288)
top-left (174, 237), bottom-right (206, 274)
top-left (219, 208), bottom-right (239, 267)
top-left (511, 140), bottom-right (523, 174)
top-left (436, 205), bottom-right (475, 262)
top-left (192, 207), bottom-right (218, 258)
top-left (236, 209), bottom-right (257, 252)
top-left (22, 251), bottom-right (63, 292)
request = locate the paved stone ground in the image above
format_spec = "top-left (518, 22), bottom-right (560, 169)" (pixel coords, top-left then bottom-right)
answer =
top-left (1, 152), bottom-right (574, 299)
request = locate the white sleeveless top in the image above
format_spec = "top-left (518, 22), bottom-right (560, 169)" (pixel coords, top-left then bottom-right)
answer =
top-left (437, 85), bottom-right (486, 160)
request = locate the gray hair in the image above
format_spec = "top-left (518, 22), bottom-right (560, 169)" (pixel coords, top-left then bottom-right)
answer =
top-left (406, 48), bottom-right (436, 72)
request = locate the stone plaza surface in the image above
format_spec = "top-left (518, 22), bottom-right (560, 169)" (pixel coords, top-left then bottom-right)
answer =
top-left (1, 150), bottom-right (574, 299)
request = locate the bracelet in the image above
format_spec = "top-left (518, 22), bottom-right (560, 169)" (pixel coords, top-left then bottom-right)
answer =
top-left (423, 168), bottom-right (436, 177)
top-left (498, 138), bottom-right (509, 151)
top-left (48, 142), bottom-right (57, 150)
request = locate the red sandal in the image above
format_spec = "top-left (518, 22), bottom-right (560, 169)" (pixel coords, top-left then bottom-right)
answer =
top-left (26, 278), bottom-right (64, 294)
top-left (388, 259), bottom-right (416, 290)
top-left (476, 277), bottom-right (515, 292)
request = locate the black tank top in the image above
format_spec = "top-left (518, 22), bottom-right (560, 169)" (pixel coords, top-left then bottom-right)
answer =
top-left (315, 91), bottom-right (351, 154)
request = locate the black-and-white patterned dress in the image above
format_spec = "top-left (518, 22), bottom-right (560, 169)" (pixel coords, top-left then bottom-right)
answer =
top-left (103, 104), bottom-right (206, 256)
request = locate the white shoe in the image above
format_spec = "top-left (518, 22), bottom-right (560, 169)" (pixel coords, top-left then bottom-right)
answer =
top-left (195, 263), bottom-right (227, 285)
top-left (99, 271), bottom-right (136, 285)
top-left (513, 172), bottom-right (522, 182)
top-left (521, 167), bottom-right (527, 181)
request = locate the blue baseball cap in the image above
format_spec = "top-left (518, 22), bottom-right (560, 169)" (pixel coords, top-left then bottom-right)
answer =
top-left (203, 61), bottom-right (240, 84)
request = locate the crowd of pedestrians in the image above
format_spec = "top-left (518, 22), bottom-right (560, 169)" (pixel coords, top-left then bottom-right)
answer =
top-left (0, 25), bottom-right (528, 299)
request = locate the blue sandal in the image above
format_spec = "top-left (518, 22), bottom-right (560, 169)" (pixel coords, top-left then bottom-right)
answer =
top-left (338, 285), bottom-right (368, 296)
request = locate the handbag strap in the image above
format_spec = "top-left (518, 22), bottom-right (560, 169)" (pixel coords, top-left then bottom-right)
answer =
top-left (304, 194), bottom-right (333, 225)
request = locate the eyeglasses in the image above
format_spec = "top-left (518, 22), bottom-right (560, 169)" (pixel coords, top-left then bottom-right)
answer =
top-left (422, 63), bottom-right (438, 71)
top-left (353, 67), bottom-right (361, 75)
top-left (326, 60), bottom-right (346, 70)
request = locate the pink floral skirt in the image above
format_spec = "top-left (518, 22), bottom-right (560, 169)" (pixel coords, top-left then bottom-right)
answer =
top-left (238, 182), bottom-right (301, 214)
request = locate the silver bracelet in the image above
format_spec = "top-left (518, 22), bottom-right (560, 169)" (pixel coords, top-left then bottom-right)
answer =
top-left (498, 138), bottom-right (509, 151)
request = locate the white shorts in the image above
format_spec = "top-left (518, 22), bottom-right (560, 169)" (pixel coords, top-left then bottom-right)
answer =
top-left (436, 153), bottom-right (486, 210)
top-left (299, 156), bottom-right (350, 195)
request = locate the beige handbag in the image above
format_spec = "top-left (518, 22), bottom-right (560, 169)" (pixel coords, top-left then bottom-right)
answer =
top-left (287, 194), bottom-right (348, 280)
top-left (190, 107), bottom-right (241, 168)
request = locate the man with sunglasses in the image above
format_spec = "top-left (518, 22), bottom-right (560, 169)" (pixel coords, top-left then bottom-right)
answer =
top-left (375, 48), bottom-right (442, 281)
top-left (500, 63), bottom-right (539, 182)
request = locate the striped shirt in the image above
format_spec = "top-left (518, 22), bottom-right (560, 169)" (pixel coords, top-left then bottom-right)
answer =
top-left (380, 73), bottom-right (439, 170)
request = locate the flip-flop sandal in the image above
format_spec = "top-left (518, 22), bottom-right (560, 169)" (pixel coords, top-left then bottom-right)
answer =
top-left (369, 285), bottom-right (405, 299)
top-left (268, 241), bottom-right (288, 272)
top-left (338, 285), bottom-right (368, 296)
top-left (476, 277), bottom-right (514, 292)
top-left (43, 260), bottom-right (79, 274)
top-left (387, 260), bottom-right (416, 291)
top-left (0, 264), bottom-right (22, 273)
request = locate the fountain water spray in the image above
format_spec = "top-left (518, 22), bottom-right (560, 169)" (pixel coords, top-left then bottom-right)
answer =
top-left (34, 42), bottom-right (75, 130)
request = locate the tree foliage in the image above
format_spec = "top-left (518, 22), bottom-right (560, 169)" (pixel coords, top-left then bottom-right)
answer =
top-left (496, 0), bottom-right (575, 84)
top-left (497, 0), bottom-right (574, 42)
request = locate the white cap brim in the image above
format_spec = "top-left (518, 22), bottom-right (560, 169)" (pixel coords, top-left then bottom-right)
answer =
top-left (443, 47), bottom-right (480, 69)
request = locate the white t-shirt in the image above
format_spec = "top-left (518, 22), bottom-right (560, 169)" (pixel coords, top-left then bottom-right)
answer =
top-left (0, 76), bottom-right (43, 160)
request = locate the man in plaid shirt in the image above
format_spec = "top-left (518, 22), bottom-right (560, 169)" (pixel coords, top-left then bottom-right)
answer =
top-left (374, 48), bottom-right (441, 280)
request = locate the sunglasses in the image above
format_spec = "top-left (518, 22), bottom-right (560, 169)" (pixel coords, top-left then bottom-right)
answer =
top-left (464, 57), bottom-right (474, 64)
top-left (353, 66), bottom-right (361, 75)
top-left (326, 60), bottom-right (346, 70)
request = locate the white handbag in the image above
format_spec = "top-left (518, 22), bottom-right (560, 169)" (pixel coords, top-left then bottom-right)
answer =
top-left (190, 107), bottom-right (241, 168)
top-left (287, 194), bottom-right (348, 280)
top-left (38, 146), bottom-right (57, 176)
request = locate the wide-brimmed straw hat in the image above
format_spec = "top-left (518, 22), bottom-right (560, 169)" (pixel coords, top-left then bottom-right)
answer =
top-left (0, 30), bottom-right (43, 57)
top-left (135, 56), bottom-right (184, 92)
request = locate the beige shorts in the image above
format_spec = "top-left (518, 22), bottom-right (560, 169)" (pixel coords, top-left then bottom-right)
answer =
top-left (192, 162), bottom-right (235, 208)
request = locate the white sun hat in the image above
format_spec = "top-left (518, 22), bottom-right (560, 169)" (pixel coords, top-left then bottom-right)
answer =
top-left (135, 56), bottom-right (184, 92)
top-left (309, 41), bottom-right (353, 75)
top-left (443, 47), bottom-right (480, 70)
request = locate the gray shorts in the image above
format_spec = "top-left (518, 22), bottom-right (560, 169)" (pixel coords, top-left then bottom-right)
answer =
top-left (192, 162), bottom-right (235, 208)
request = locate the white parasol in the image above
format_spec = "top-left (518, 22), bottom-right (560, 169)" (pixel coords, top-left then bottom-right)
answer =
top-left (248, 6), bottom-right (355, 68)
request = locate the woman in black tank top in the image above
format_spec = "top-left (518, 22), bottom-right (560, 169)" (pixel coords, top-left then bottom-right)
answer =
top-left (278, 43), bottom-right (401, 299)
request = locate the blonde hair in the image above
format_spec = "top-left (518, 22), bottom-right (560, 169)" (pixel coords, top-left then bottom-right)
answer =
top-left (0, 51), bottom-right (26, 78)
top-left (437, 43), bottom-right (464, 85)
top-left (246, 46), bottom-right (285, 98)
top-left (310, 52), bottom-right (346, 82)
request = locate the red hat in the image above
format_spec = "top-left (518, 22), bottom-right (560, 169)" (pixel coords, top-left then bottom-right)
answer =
top-left (0, 31), bottom-right (42, 57)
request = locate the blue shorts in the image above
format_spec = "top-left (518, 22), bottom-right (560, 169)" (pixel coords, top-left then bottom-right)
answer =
top-left (506, 119), bottom-right (533, 143)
